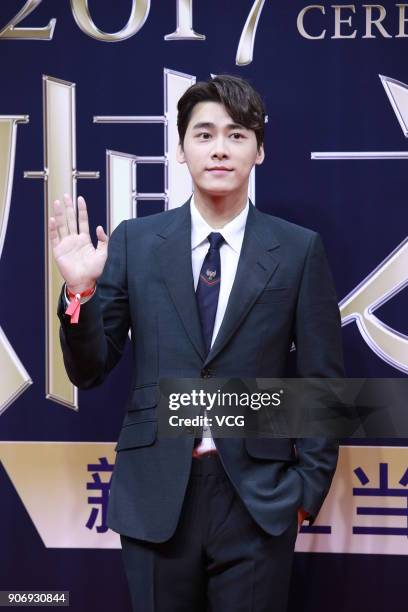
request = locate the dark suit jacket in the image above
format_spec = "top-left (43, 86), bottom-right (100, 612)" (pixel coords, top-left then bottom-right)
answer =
top-left (58, 200), bottom-right (344, 542)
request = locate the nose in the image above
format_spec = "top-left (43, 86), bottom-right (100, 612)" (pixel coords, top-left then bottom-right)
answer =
top-left (210, 135), bottom-right (229, 159)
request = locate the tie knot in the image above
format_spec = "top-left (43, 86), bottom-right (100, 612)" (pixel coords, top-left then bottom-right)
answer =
top-left (207, 232), bottom-right (224, 251)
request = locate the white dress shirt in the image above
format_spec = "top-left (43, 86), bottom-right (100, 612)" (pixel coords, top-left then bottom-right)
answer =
top-left (190, 195), bottom-right (249, 454)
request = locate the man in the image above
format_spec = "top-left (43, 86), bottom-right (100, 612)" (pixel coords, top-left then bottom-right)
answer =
top-left (50, 75), bottom-right (344, 611)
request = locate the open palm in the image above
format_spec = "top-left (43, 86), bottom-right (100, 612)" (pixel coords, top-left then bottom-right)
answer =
top-left (49, 194), bottom-right (108, 294)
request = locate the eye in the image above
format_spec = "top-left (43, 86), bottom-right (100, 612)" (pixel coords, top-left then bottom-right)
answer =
top-left (196, 132), bottom-right (211, 140)
top-left (231, 132), bottom-right (245, 140)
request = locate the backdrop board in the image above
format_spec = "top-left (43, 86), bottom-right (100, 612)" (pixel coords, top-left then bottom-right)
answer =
top-left (0, 2), bottom-right (407, 611)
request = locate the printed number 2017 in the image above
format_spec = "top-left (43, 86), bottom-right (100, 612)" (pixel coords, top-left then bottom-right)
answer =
top-left (0, 0), bottom-right (265, 65)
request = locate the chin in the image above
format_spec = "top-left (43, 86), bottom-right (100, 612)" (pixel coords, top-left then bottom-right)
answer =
top-left (201, 188), bottom-right (235, 197)
top-left (197, 181), bottom-right (239, 197)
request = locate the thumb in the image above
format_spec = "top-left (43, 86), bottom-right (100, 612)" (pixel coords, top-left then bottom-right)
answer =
top-left (96, 225), bottom-right (108, 248)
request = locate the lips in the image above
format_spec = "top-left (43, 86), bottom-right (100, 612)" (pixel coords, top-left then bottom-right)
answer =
top-left (206, 167), bottom-right (233, 172)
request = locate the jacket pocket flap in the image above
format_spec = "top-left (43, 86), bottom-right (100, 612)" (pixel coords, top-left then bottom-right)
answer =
top-left (128, 385), bottom-right (160, 411)
top-left (245, 437), bottom-right (296, 461)
top-left (115, 420), bottom-right (157, 451)
top-left (123, 408), bottom-right (156, 426)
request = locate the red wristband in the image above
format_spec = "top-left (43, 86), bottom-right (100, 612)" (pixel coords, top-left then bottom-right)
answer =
top-left (65, 285), bottom-right (96, 324)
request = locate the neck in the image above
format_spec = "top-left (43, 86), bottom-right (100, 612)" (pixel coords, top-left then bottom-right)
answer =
top-left (193, 187), bottom-right (248, 229)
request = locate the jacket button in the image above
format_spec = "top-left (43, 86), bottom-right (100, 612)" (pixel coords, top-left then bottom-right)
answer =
top-left (201, 368), bottom-right (213, 378)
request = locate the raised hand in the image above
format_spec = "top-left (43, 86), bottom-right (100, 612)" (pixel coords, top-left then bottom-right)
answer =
top-left (49, 194), bottom-right (108, 294)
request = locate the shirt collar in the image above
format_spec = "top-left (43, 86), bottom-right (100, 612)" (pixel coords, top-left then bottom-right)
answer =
top-left (190, 194), bottom-right (249, 253)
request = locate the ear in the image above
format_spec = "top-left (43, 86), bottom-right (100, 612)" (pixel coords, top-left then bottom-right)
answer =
top-left (255, 143), bottom-right (265, 166)
top-left (176, 142), bottom-right (186, 164)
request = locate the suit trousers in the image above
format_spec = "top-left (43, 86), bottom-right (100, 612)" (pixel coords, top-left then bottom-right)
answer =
top-left (120, 453), bottom-right (298, 612)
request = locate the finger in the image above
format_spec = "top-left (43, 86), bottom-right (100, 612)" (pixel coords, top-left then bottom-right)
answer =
top-left (96, 225), bottom-right (108, 246)
top-left (64, 193), bottom-right (78, 235)
top-left (48, 217), bottom-right (60, 249)
top-left (96, 227), bottom-right (109, 253)
top-left (63, 192), bottom-right (77, 234)
top-left (77, 196), bottom-right (90, 235)
top-left (53, 199), bottom-right (68, 239)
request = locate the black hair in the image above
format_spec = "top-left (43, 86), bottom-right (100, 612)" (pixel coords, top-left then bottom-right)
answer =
top-left (177, 75), bottom-right (266, 149)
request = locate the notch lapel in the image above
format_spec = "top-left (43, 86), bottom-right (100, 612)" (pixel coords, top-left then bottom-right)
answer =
top-left (156, 202), bottom-right (206, 361)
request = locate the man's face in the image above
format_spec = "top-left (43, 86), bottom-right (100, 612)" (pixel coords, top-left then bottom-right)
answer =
top-left (177, 101), bottom-right (264, 198)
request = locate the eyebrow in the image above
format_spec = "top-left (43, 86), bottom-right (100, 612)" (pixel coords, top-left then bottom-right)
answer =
top-left (191, 121), bottom-right (246, 130)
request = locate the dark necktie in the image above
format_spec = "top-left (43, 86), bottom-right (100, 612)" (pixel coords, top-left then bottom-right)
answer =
top-left (196, 232), bottom-right (224, 355)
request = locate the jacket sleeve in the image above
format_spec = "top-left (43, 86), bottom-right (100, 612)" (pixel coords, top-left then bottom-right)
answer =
top-left (293, 231), bottom-right (345, 521)
top-left (57, 220), bottom-right (130, 389)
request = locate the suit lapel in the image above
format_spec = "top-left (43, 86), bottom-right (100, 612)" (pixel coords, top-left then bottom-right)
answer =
top-left (155, 200), bottom-right (281, 366)
top-left (156, 201), bottom-right (206, 361)
top-left (203, 204), bottom-right (281, 367)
